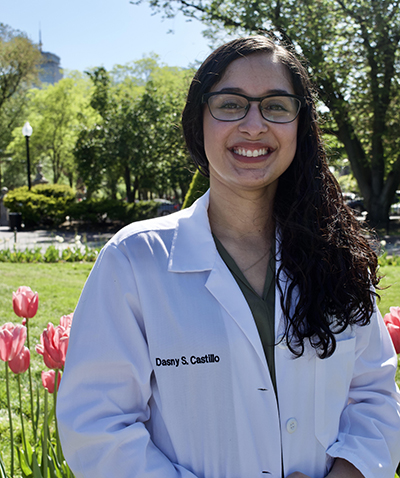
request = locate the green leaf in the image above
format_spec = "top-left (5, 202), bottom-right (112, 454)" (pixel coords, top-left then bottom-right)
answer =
top-left (15, 446), bottom-right (33, 477)
top-left (32, 452), bottom-right (44, 478)
top-left (0, 452), bottom-right (9, 478)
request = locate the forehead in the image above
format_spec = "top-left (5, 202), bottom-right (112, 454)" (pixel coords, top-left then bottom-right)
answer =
top-left (211, 52), bottom-right (294, 95)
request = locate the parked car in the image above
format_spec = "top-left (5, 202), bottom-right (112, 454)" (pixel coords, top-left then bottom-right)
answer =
top-left (390, 191), bottom-right (400, 216)
top-left (343, 193), bottom-right (366, 216)
top-left (344, 190), bottom-right (400, 217)
top-left (153, 199), bottom-right (181, 216)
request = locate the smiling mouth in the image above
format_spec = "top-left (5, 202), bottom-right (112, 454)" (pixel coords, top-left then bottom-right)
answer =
top-left (232, 147), bottom-right (271, 158)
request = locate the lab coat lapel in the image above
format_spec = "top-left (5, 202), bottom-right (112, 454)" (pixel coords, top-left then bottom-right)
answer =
top-left (205, 260), bottom-right (268, 366)
top-left (168, 191), bottom-right (269, 368)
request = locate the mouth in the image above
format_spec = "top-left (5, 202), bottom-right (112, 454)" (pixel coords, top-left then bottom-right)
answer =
top-left (231, 147), bottom-right (273, 158)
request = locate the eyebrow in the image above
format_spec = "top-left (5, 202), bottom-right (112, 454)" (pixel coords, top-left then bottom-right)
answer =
top-left (217, 87), bottom-right (292, 96)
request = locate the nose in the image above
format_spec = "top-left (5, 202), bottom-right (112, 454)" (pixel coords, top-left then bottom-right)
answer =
top-left (238, 102), bottom-right (269, 135)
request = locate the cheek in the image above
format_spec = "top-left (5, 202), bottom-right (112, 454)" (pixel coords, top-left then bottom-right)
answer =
top-left (203, 113), bottom-right (225, 159)
top-left (286, 123), bottom-right (298, 155)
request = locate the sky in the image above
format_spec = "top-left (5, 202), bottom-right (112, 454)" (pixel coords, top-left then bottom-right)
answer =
top-left (1, 0), bottom-right (214, 72)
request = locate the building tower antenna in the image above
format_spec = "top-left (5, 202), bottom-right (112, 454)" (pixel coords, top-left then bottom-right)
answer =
top-left (39, 23), bottom-right (42, 52)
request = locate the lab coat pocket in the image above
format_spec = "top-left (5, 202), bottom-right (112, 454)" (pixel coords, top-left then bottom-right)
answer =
top-left (314, 335), bottom-right (356, 450)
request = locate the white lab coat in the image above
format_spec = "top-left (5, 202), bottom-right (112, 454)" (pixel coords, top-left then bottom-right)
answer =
top-left (57, 191), bottom-right (400, 478)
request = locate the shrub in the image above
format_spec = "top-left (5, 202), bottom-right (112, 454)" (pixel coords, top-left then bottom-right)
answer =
top-left (66, 198), bottom-right (158, 225)
top-left (182, 170), bottom-right (209, 209)
top-left (3, 185), bottom-right (75, 228)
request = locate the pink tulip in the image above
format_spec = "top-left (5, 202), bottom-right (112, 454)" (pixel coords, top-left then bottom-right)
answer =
top-left (36, 322), bottom-right (70, 370)
top-left (59, 313), bottom-right (73, 329)
top-left (0, 323), bottom-right (27, 362)
top-left (41, 370), bottom-right (61, 394)
top-left (9, 346), bottom-right (30, 374)
top-left (384, 307), bottom-right (400, 354)
top-left (13, 286), bottom-right (39, 320)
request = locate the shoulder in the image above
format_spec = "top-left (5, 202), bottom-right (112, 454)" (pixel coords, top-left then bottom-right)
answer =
top-left (110, 210), bottom-right (186, 246)
top-left (101, 191), bottom-right (210, 257)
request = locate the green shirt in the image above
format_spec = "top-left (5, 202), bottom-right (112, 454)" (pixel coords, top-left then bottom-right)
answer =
top-left (213, 236), bottom-right (276, 393)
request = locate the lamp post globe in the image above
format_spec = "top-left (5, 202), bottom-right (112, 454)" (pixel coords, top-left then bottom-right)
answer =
top-left (22, 122), bottom-right (33, 190)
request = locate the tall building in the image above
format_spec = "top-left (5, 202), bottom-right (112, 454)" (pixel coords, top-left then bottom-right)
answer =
top-left (38, 30), bottom-right (63, 85)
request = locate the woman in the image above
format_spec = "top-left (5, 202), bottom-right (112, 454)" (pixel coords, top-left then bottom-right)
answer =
top-left (57, 36), bottom-right (400, 478)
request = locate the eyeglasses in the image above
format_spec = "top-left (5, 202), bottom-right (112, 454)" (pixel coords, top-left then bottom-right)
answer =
top-left (202, 92), bottom-right (305, 124)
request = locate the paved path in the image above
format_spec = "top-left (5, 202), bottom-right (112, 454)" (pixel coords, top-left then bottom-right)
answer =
top-left (0, 226), bottom-right (114, 252)
top-left (378, 235), bottom-right (400, 256)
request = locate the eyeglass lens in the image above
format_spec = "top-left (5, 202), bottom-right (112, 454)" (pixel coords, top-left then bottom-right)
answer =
top-left (207, 94), bottom-right (301, 123)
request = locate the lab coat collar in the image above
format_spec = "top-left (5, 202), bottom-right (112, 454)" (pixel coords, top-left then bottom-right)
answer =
top-left (168, 190), bottom-right (217, 272)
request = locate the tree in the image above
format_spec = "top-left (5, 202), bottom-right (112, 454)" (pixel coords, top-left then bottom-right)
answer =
top-left (0, 24), bottom-right (41, 155)
top-left (75, 61), bottom-right (193, 202)
top-left (137, 0), bottom-right (400, 226)
top-left (5, 73), bottom-right (96, 188)
top-left (0, 24), bottom-right (40, 113)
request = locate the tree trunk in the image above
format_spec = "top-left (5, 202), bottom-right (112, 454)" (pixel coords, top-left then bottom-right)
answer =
top-left (132, 176), bottom-right (139, 202)
top-left (124, 164), bottom-right (134, 203)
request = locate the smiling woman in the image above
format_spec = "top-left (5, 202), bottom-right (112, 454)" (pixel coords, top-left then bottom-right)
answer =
top-left (57, 36), bottom-right (400, 478)
top-left (203, 54), bottom-right (298, 206)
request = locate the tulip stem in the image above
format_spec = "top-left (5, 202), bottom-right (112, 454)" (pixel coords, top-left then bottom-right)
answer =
top-left (5, 362), bottom-right (14, 478)
top-left (17, 374), bottom-right (28, 454)
top-left (53, 369), bottom-right (63, 464)
top-left (43, 390), bottom-right (48, 478)
top-left (25, 321), bottom-right (36, 441)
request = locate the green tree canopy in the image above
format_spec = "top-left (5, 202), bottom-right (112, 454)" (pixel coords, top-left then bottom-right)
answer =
top-left (5, 73), bottom-right (97, 188)
top-left (0, 24), bottom-right (41, 156)
top-left (75, 59), bottom-right (193, 202)
top-left (136, 0), bottom-right (400, 226)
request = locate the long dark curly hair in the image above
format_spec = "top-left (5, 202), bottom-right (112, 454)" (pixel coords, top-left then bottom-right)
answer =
top-left (182, 35), bottom-right (379, 358)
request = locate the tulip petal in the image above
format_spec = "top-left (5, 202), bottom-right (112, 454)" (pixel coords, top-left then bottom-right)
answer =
top-left (9, 347), bottom-right (30, 374)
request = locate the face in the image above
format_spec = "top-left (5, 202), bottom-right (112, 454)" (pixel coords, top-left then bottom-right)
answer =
top-left (203, 53), bottom-right (298, 199)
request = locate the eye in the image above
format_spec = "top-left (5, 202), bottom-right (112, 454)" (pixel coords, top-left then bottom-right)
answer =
top-left (263, 101), bottom-right (289, 112)
top-left (211, 94), bottom-right (247, 111)
top-left (220, 101), bottom-right (242, 110)
top-left (261, 97), bottom-right (294, 114)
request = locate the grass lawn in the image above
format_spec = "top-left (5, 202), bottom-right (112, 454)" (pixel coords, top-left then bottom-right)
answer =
top-left (379, 265), bottom-right (400, 315)
top-left (0, 262), bottom-right (93, 338)
top-left (0, 262), bottom-right (399, 475)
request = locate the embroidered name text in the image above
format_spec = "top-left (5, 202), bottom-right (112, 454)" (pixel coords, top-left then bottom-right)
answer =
top-left (155, 354), bottom-right (220, 368)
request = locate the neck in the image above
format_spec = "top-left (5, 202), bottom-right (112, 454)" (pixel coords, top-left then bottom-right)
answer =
top-left (208, 178), bottom-right (276, 296)
top-left (208, 181), bottom-right (275, 244)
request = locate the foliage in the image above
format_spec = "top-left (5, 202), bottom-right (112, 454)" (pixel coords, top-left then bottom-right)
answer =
top-left (138, 0), bottom-right (400, 226)
top-left (379, 253), bottom-right (400, 267)
top-left (0, 288), bottom-right (74, 477)
top-left (0, 263), bottom-right (93, 476)
top-left (3, 185), bottom-right (75, 227)
top-left (0, 24), bottom-right (41, 184)
top-left (74, 60), bottom-right (193, 202)
top-left (182, 169), bottom-right (209, 208)
top-left (0, 24), bottom-right (40, 117)
top-left (66, 198), bottom-right (158, 225)
top-left (4, 74), bottom-right (97, 188)
top-left (0, 245), bottom-right (101, 264)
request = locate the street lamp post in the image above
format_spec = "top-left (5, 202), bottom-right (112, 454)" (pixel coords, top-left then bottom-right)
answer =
top-left (22, 122), bottom-right (33, 190)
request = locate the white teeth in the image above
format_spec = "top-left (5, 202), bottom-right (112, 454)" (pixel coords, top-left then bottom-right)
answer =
top-left (234, 148), bottom-right (269, 157)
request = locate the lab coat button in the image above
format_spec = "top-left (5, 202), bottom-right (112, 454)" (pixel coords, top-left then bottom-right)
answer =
top-left (286, 418), bottom-right (297, 434)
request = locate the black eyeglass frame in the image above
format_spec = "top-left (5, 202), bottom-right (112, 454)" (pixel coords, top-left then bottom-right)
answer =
top-left (202, 91), bottom-right (306, 124)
